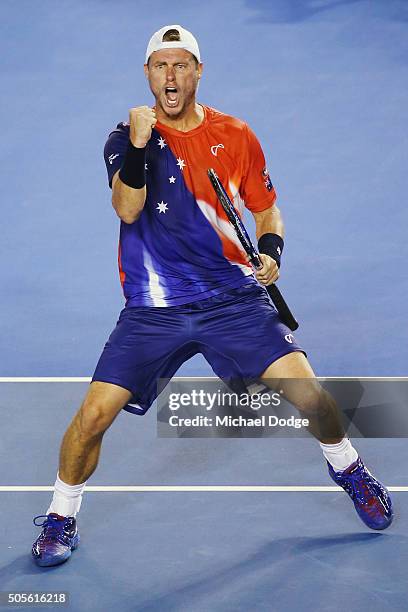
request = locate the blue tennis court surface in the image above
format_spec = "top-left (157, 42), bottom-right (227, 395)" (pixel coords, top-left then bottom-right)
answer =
top-left (0, 382), bottom-right (407, 611)
top-left (1, 0), bottom-right (407, 610)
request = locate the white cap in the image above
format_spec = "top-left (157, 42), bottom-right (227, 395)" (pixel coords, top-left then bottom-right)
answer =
top-left (145, 24), bottom-right (201, 64)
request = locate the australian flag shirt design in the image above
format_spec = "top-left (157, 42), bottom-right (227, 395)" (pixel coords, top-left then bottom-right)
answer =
top-left (104, 105), bottom-right (277, 307)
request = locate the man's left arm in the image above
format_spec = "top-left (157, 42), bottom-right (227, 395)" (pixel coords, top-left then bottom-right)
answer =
top-left (251, 205), bottom-right (285, 287)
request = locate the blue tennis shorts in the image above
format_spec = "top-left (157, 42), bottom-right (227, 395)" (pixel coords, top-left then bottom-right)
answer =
top-left (92, 282), bottom-right (304, 415)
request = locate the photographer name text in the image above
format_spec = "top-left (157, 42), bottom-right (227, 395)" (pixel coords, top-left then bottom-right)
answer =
top-left (168, 415), bottom-right (309, 429)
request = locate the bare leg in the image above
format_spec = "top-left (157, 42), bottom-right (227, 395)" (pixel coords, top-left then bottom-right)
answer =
top-left (59, 381), bottom-right (132, 485)
top-left (260, 352), bottom-right (345, 443)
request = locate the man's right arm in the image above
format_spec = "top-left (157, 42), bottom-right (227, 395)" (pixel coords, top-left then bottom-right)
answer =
top-left (111, 171), bottom-right (146, 224)
top-left (111, 106), bottom-right (157, 224)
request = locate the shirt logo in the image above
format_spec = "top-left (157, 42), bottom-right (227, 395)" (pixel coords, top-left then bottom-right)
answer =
top-left (284, 334), bottom-right (294, 344)
top-left (211, 143), bottom-right (225, 156)
top-left (262, 166), bottom-right (273, 191)
top-left (108, 153), bottom-right (119, 165)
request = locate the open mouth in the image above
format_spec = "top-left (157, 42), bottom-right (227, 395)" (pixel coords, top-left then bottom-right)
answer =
top-left (165, 87), bottom-right (179, 107)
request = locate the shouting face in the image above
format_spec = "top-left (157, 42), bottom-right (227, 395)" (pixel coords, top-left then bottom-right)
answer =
top-left (145, 48), bottom-right (203, 119)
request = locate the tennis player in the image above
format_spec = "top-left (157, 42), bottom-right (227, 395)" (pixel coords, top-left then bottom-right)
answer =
top-left (32, 25), bottom-right (393, 566)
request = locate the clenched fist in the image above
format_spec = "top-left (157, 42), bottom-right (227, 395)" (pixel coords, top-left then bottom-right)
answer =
top-left (247, 253), bottom-right (279, 286)
top-left (129, 106), bottom-right (157, 148)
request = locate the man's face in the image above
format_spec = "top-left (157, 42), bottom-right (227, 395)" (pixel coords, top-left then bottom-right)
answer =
top-left (144, 48), bottom-right (203, 118)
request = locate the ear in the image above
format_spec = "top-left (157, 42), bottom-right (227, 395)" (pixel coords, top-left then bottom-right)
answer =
top-left (143, 64), bottom-right (149, 78)
top-left (197, 62), bottom-right (204, 79)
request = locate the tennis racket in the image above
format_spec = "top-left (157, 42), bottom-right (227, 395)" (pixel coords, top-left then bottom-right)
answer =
top-left (207, 168), bottom-right (299, 331)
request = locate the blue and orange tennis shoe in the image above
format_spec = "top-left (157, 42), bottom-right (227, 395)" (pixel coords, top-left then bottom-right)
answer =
top-left (32, 513), bottom-right (79, 566)
top-left (328, 456), bottom-right (393, 530)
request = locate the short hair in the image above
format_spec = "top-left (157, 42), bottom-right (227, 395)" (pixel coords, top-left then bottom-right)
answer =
top-left (162, 29), bottom-right (181, 42)
top-left (147, 28), bottom-right (199, 67)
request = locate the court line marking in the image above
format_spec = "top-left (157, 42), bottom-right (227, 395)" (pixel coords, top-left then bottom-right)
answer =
top-left (1, 377), bottom-right (408, 382)
top-left (0, 486), bottom-right (406, 492)
top-left (0, 377), bottom-right (92, 382)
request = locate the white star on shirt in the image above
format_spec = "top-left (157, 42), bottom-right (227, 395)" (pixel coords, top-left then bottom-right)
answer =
top-left (177, 157), bottom-right (186, 170)
top-left (156, 201), bottom-right (168, 214)
top-left (158, 137), bottom-right (167, 149)
top-left (145, 163), bottom-right (148, 170)
top-left (169, 176), bottom-right (176, 184)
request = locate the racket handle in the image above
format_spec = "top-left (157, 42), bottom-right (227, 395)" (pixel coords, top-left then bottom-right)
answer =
top-left (266, 284), bottom-right (299, 331)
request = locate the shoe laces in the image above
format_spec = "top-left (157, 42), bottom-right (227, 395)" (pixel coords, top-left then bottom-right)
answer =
top-left (343, 467), bottom-right (381, 508)
top-left (33, 514), bottom-right (72, 546)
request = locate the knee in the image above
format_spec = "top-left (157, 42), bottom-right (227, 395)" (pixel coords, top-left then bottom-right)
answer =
top-left (295, 387), bottom-right (336, 416)
top-left (76, 399), bottom-right (114, 439)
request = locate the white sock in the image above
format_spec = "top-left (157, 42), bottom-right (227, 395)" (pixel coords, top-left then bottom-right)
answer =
top-left (319, 437), bottom-right (358, 472)
top-left (46, 473), bottom-right (87, 517)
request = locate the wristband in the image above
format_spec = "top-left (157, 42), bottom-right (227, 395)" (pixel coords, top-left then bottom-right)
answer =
top-left (118, 141), bottom-right (146, 189)
top-left (257, 233), bottom-right (284, 268)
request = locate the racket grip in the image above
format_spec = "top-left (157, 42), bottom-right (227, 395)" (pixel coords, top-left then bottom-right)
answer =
top-left (266, 284), bottom-right (299, 331)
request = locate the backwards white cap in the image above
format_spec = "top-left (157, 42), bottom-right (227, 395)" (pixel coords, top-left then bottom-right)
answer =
top-left (145, 24), bottom-right (201, 64)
